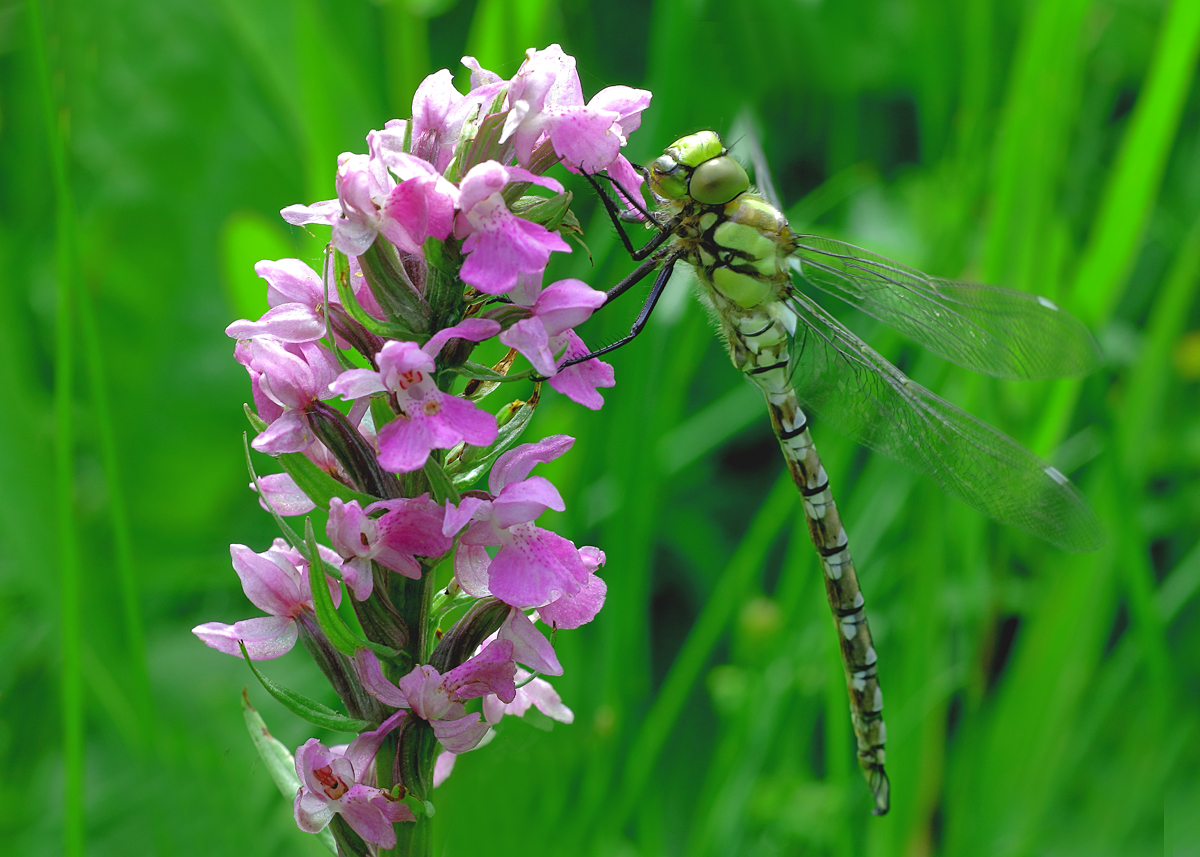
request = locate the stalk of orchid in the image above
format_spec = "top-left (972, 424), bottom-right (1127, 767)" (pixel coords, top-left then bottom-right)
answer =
top-left (193, 46), bottom-right (650, 857)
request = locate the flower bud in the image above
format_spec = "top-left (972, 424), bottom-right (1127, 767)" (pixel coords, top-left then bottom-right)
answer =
top-left (429, 598), bottom-right (510, 673)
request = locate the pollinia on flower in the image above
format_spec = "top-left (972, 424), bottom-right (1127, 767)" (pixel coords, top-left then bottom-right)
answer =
top-left (194, 45), bottom-right (649, 854)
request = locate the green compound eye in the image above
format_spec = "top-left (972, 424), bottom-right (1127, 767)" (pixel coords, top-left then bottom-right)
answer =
top-left (688, 155), bottom-right (750, 205)
top-left (651, 154), bottom-right (688, 200)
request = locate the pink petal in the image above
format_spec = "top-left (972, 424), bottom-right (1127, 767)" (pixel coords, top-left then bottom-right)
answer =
top-left (352, 650), bottom-right (409, 708)
top-left (520, 676), bottom-right (575, 722)
top-left (491, 476), bottom-right (565, 529)
top-left (546, 330), bottom-right (615, 410)
top-left (462, 55), bottom-right (501, 88)
top-left (256, 258), bottom-right (325, 308)
top-left (547, 105), bottom-right (625, 174)
top-left (532, 279), bottom-right (606, 337)
top-left (498, 608), bottom-right (563, 676)
top-left (329, 368), bottom-right (387, 400)
top-left (580, 545), bottom-right (606, 571)
top-left (253, 473), bottom-right (316, 516)
top-left (343, 709), bottom-right (408, 776)
top-left (230, 544), bottom-right (305, 617)
top-left (489, 435), bottom-right (574, 494)
top-left (192, 615), bottom-right (298, 659)
top-left (338, 556), bottom-right (376, 600)
top-left (453, 543), bottom-right (493, 597)
top-left (226, 303), bottom-right (326, 343)
top-left (586, 85), bottom-right (652, 132)
top-left (375, 496), bottom-right (453, 557)
top-left (431, 714), bottom-right (490, 754)
top-left (459, 208), bottom-right (571, 295)
top-left (434, 394), bottom-right (500, 447)
top-left (397, 664), bottom-right (453, 721)
top-left (422, 317), bottom-right (502, 358)
top-left (538, 570), bottom-right (607, 630)
top-left (281, 199), bottom-right (339, 226)
top-left (487, 524), bottom-right (585, 609)
top-left (498, 316), bottom-right (556, 377)
top-left (337, 786), bottom-right (397, 847)
top-left (411, 69), bottom-right (461, 143)
top-left (605, 155), bottom-right (647, 217)
top-left (442, 496), bottom-right (489, 538)
top-left (376, 340), bottom-right (435, 381)
top-left (326, 498), bottom-right (375, 561)
top-left (251, 410), bottom-right (312, 455)
top-left (294, 787), bottom-right (335, 834)
top-left (457, 161), bottom-right (512, 214)
top-left (375, 415), bottom-right (434, 473)
top-left (432, 751), bottom-right (457, 787)
top-left (442, 640), bottom-right (516, 703)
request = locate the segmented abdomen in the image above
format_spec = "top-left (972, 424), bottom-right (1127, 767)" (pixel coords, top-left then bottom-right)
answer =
top-left (730, 305), bottom-right (891, 816)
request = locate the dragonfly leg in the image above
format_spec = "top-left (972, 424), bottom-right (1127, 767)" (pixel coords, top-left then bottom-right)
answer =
top-left (552, 255), bottom-right (680, 372)
top-left (583, 171), bottom-right (679, 262)
top-left (602, 164), bottom-right (657, 223)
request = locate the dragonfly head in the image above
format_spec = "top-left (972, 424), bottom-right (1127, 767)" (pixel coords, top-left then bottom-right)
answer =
top-left (651, 131), bottom-right (749, 206)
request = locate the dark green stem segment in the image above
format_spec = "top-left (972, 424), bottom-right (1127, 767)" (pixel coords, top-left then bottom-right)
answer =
top-left (359, 238), bottom-right (431, 333)
top-left (308, 401), bottom-right (402, 499)
top-left (296, 613), bottom-right (384, 723)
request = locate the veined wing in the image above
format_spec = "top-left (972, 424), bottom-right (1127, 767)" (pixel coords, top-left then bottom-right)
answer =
top-left (788, 236), bottom-right (1102, 380)
top-left (786, 291), bottom-right (1104, 552)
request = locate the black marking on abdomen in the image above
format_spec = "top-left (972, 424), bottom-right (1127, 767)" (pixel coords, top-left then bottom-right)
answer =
top-left (779, 419), bottom-right (809, 441)
top-left (749, 360), bottom-right (790, 376)
top-left (800, 478), bottom-right (829, 496)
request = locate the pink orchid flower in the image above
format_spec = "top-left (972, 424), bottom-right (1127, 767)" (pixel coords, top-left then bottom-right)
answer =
top-left (409, 65), bottom-right (506, 173)
top-left (498, 278), bottom-right (615, 409)
top-left (234, 336), bottom-right (342, 455)
top-left (225, 257), bottom-right (385, 348)
top-left (436, 655), bottom-right (575, 789)
top-left (293, 711), bottom-right (414, 847)
top-left (354, 641), bottom-right (517, 754)
top-left (281, 152), bottom-right (391, 257)
top-left (500, 44), bottom-right (652, 177)
top-left (453, 161), bottom-right (570, 295)
top-left (328, 319), bottom-right (501, 473)
top-left (326, 495), bottom-right (452, 598)
top-left (444, 436), bottom-right (597, 610)
top-left (192, 540), bottom-right (343, 660)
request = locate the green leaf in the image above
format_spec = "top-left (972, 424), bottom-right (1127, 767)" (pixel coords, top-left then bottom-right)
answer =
top-left (279, 449), bottom-right (379, 510)
top-left (302, 518), bottom-right (401, 659)
top-left (241, 690), bottom-right (337, 854)
top-left (422, 457), bottom-right (460, 505)
top-left (240, 644), bottom-right (372, 733)
top-left (332, 248), bottom-right (423, 340)
top-left (244, 403), bottom-right (268, 432)
top-left (448, 360), bottom-right (534, 382)
top-left (448, 396), bottom-right (537, 487)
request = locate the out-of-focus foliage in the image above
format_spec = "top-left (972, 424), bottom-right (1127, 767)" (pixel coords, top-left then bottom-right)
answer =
top-left (5, 0), bottom-right (1198, 855)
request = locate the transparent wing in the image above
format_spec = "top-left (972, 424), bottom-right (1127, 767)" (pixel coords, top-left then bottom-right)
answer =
top-left (788, 236), bottom-right (1102, 380)
top-left (786, 291), bottom-right (1104, 552)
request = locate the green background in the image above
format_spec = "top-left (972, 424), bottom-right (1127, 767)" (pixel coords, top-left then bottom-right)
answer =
top-left (6, 0), bottom-right (1199, 854)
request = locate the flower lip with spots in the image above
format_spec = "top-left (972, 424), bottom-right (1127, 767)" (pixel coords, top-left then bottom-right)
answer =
top-left (328, 319), bottom-right (501, 473)
top-left (293, 710), bottom-right (414, 848)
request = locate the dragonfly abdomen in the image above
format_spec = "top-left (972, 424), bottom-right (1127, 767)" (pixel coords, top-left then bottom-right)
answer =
top-left (723, 299), bottom-right (891, 815)
top-left (764, 379), bottom-right (890, 816)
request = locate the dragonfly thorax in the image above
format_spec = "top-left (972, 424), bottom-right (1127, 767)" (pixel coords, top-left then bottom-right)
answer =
top-left (668, 190), bottom-right (794, 310)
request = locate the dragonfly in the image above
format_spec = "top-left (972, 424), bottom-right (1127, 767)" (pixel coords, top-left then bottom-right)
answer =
top-left (568, 131), bottom-right (1104, 815)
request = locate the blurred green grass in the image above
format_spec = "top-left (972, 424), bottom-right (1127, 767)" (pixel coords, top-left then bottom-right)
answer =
top-left (5, 0), bottom-right (1200, 854)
